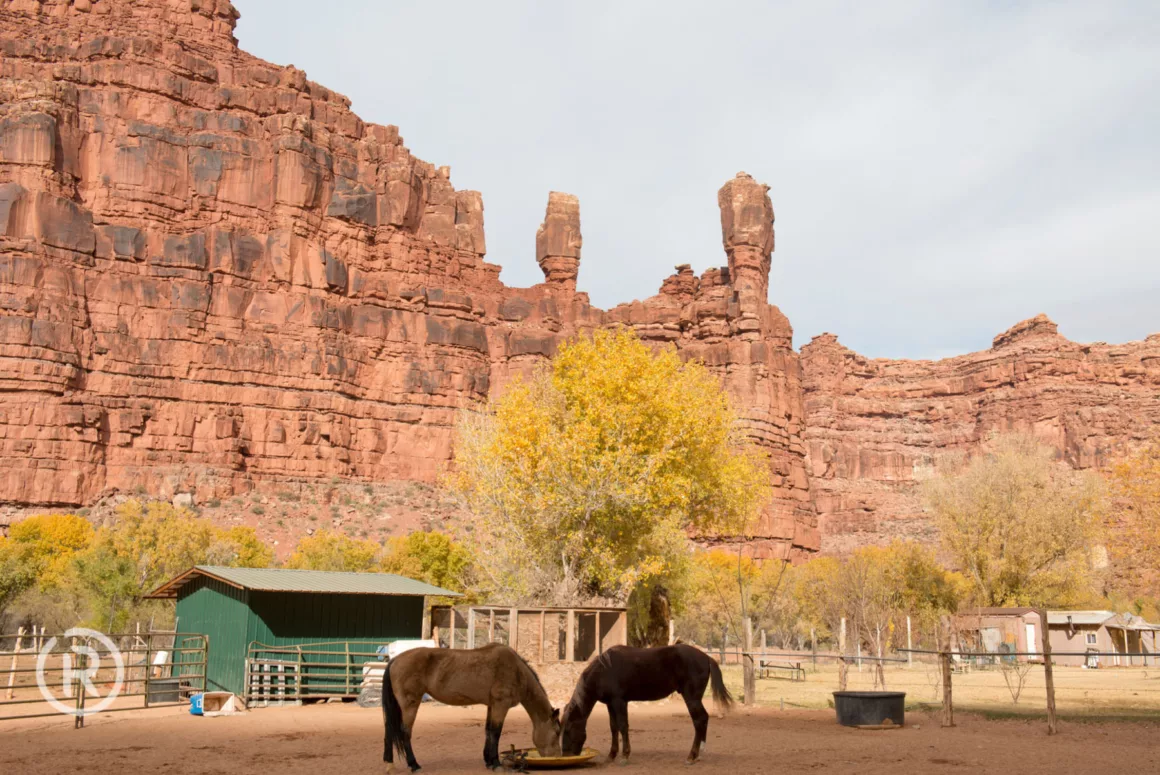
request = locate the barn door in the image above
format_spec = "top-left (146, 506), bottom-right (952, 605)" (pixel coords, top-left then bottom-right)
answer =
top-left (1025, 623), bottom-right (1037, 658)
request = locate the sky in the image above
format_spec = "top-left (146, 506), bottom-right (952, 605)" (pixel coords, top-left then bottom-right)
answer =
top-left (234, 1), bottom-right (1159, 359)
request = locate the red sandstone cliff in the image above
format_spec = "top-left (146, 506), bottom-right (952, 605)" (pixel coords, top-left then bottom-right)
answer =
top-left (3, 2), bottom-right (1155, 559)
top-left (801, 315), bottom-right (1160, 552)
top-left (0, 0), bottom-right (815, 557)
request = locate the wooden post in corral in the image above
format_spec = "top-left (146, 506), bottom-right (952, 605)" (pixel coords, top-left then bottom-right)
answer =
top-left (939, 621), bottom-right (954, 728)
top-left (668, 620), bottom-right (675, 646)
top-left (565, 610), bottom-right (576, 662)
top-left (509, 608), bottom-right (519, 651)
top-left (5, 626), bottom-right (25, 700)
top-left (467, 608), bottom-right (476, 649)
top-left (743, 617), bottom-right (756, 706)
top-left (489, 609), bottom-right (496, 645)
top-left (1039, 609), bottom-right (1058, 735)
top-left (906, 616), bottom-right (913, 667)
top-left (539, 611), bottom-right (546, 663)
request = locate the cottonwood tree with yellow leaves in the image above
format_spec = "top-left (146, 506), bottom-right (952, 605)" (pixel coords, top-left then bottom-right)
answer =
top-left (1106, 442), bottom-right (1160, 600)
top-left (450, 328), bottom-right (769, 605)
top-left (925, 434), bottom-right (1104, 608)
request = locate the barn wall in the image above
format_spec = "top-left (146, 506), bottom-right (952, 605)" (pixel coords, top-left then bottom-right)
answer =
top-left (245, 592), bottom-right (424, 645)
top-left (175, 577), bottom-right (251, 695)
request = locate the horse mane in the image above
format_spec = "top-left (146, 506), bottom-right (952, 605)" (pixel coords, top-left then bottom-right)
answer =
top-left (512, 649), bottom-right (547, 695)
top-left (565, 648), bottom-right (612, 713)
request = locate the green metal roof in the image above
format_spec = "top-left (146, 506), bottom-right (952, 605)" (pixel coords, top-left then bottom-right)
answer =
top-left (147, 565), bottom-right (462, 599)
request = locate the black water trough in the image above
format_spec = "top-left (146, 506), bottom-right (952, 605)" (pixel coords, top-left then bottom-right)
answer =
top-left (832, 691), bottom-right (905, 728)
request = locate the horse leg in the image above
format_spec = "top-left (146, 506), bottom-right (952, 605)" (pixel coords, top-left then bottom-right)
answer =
top-left (401, 702), bottom-right (422, 772)
top-left (682, 692), bottom-right (710, 765)
top-left (606, 701), bottom-right (620, 761)
top-left (483, 703), bottom-right (509, 770)
top-left (384, 715), bottom-right (393, 769)
top-left (612, 700), bottom-right (631, 765)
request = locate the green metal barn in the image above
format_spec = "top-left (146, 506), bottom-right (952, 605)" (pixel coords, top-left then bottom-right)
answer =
top-left (148, 566), bottom-right (460, 700)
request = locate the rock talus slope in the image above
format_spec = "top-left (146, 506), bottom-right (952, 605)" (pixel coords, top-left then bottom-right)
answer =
top-left (0, 0), bottom-right (816, 557)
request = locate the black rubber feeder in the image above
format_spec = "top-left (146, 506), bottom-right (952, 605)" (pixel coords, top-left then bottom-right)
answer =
top-left (832, 691), bottom-right (906, 728)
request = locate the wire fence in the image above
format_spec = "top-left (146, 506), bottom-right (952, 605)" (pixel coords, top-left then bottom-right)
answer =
top-left (0, 630), bottom-right (207, 727)
top-left (701, 612), bottom-right (1160, 730)
top-left (708, 646), bottom-right (1160, 724)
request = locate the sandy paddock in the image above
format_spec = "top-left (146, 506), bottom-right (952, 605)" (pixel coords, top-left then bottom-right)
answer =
top-left (1, 700), bottom-right (1157, 775)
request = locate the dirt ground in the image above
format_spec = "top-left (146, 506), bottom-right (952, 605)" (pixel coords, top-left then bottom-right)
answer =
top-left (2, 698), bottom-right (1157, 775)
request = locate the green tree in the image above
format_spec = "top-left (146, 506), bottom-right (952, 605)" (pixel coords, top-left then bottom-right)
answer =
top-left (285, 529), bottom-right (380, 572)
top-left (0, 539), bottom-right (36, 627)
top-left (72, 500), bottom-right (274, 631)
top-left (924, 434), bottom-right (1103, 607)
top-left (450, 328), bottom-right (769, 604)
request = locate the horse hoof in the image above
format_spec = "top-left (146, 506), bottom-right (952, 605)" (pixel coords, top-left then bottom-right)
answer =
top-left (685, 758), bottom-right (698, 766)
top-left (617, 758), bottom-right (630, 767)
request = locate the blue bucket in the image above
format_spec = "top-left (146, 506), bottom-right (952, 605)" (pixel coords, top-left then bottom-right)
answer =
top-left (190, 693), bottom-right (205, 716)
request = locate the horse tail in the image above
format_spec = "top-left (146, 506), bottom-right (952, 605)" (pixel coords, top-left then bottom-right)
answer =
top-left (708, 655), bottom-right (733, 712)
top-left (382, 660), bottom-right (406, 760)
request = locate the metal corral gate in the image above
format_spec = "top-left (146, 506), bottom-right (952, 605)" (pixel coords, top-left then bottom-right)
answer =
top-left (1, 630), bottom-right (207, 727)
top-left (245, 639), bottom-right (383, 706)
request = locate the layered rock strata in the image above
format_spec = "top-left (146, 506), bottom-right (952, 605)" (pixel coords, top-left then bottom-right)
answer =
top-left (802, 315), bottom-right (1160, 552)
top-left (0, 0), bottom-right (816, 557)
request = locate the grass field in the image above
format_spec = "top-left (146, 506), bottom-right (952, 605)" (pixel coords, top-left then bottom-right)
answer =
top-left (717, 658), bottom-right (1160, 720)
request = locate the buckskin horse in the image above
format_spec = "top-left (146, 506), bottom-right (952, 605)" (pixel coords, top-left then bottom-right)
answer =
top-left (382, 643), bottom-right (562, 771)
top-left (561, 644), bottom-right (732, 765)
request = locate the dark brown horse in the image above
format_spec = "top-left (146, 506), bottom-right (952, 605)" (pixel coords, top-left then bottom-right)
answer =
top-left (561, 644), bottom-right (732, 765)
top-left (383, 644), bottom-right (562, 772)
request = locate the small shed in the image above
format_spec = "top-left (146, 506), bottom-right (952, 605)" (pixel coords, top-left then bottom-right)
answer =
top-left (148, 566), bottom-right (460, 698)
top-left (430, 604), bottom-right (628, 664)
top-left (1048, 610), bottom-right (1159, 667)
top-left (953, 607), bottom-right (1043, 661)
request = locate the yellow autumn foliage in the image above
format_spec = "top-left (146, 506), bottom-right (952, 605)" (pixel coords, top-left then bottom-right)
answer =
top-left (284, 529), bottom-right (381, 572)
top-left (6, 513), bottom-right (94, 590)
top-left (1107, 442), bottom-right (1160, 598)
top-left (925, 434), bottom-right (1104, 608)
top-left (451, 328), bottom-right (769, 604)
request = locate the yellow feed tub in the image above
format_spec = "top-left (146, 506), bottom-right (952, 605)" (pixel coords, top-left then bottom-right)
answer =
top-left (501, 746), bottom-right (599, 769)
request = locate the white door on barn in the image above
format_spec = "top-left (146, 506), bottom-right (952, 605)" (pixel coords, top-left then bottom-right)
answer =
top-left (1025, 623), bottom-right (1037, 658)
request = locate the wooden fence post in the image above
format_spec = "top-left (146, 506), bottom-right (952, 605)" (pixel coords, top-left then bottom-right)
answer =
top-left (467, 607), bottom-right (476, 649)
top-left (5, 626), bottom-right (25, 700)
top-left (1039, 609), bottom-right (1057, 735)
top-left (940, 622), bottom-right (955, 728)
top-left (906, 616), bottom-right (913, 668)
top-left (565, 610), bottom-right (575, 662)
top-left (509, 608), bottom-right (520, 651)
top-left (743, 617), bottom-right (756, 706)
